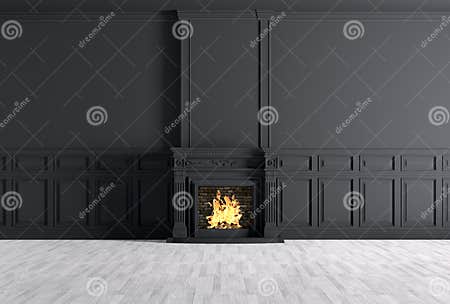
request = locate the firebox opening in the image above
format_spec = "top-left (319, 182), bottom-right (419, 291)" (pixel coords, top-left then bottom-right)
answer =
top-left (197, 186), bottom-right (253, 230)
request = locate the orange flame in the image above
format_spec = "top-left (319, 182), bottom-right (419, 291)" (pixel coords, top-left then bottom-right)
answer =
top-left (206, 190), bottom-right (242, 229)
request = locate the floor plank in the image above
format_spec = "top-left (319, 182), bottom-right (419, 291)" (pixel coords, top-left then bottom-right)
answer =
top-left (1, 240), bottom-right (450, 303)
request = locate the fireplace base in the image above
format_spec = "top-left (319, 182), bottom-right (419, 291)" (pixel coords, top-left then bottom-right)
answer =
top-left (196, 229), bottom-right (250, 238)
top-left (167, 237), bottom-right (284, 243)
top-left (172, 223), bottom-right (188, 238)
top-left (264, 223), bottom-right (281, 238)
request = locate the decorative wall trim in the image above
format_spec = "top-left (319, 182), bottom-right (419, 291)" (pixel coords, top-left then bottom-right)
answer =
top-left (178, 10), bottom-right (257, 20)
top-left (176, 10), bottom-right (450, 21)
top-left (255, 11), bottom-right (450, 21)
top-left (2, 10), bottom-right (450, 22)
top-left (0, 149), bottom-right (171, 239)
top-left (0, 11), bottom-right (178, 22)
top-left (266, 149), bottom-right (450, 237)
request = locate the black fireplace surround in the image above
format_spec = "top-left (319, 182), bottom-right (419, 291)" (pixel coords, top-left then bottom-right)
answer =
top-left (170, 148), bottom-right (281, 241)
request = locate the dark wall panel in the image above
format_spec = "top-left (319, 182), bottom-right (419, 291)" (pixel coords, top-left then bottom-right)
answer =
top-left (360, 178), bottom-right (395, 226)
top-left (319, 178), bottom-right (353, 226)
top-left (138, 175), bottom-right (171, 226)
top-left (271, 18), bottom-right (450, 149)
top-left (0, 16), bottom-right (180, 150)
top-left (15, 179), bottom-right (48, 225)
top-left (58, 179), bottom-right (88, 225)
top-left (402, 178), bottom-right (437, 227)
top-left (189, 20), bottom-right (259, 147)
top-left (96, 179), bottom-right (128, 226)
top-left (281, 178), bottom-right (312, 226)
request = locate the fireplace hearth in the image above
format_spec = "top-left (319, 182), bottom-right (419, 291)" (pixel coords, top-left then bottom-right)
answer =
top-left (168, 148), bottom-right (284, 243)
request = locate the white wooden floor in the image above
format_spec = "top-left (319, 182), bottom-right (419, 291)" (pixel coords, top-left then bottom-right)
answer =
top-left (1, 240), bottom-right (450, 304)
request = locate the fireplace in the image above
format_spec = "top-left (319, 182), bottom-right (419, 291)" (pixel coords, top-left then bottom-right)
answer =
top-left (195, 184), bottom-right (256, 237)
top-left (169, 148), bottom-right (283, 242)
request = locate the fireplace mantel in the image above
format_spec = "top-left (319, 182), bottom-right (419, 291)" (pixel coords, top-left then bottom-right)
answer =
top-left (170, 147), bottom-right (282, 240)
top-left (171, 148), bottom-right (264, 170)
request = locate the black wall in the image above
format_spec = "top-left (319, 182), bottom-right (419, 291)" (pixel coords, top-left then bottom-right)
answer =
top-left (2, 0), bottom-right (450, 238)
top-left (0, 9), bottom-right (180, 238)
top-left (185, 13), bottom-right (450, 148)
top-left (0, 12), bottom-right (180, 149)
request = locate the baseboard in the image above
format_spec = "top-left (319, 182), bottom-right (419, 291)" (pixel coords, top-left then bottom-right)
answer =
top-left (0, 225), bottom-right (170, 239)
top-left (280, 226), bottom-right (450, 239)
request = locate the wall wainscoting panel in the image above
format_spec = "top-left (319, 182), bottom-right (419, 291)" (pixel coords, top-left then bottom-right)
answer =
top-left (318, 178), bottom-right (355, 226)
top-left (279, 178), bottom-right (314, 227)
top-left (271, 149), bottom-right (450, 238)
top-left (56, 179), bottom-right (89, 226)
top-left (0, 150), bottom-right (172, 239)
top-left (359, 178), bottom-right (396, 227)
top-left (401, 178), bottom-right (439, 227)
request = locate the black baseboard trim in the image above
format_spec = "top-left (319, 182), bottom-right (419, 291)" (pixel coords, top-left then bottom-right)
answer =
top-left (280, 227), bottom-right (450, 239)
top-left (0, 225), bottom-right (170, 239)
top-left (3, 226), bottom-right (450, 240)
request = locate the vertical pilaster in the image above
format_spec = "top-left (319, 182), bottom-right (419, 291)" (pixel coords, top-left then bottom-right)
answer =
top-left (179, 13), bottom-right (191, 148)
top-left (257, 10), bottom-right (271, 149)
top-left (259, 12), bottom-right (279, 238)
top-left (174, 10), bottom-right (191, 238)
top-left (264, 150), bottom-right (280, 238)
top-left (172, 174), bottom-right (187, 238)
top-left (171, 151), bottom-right (188, 238)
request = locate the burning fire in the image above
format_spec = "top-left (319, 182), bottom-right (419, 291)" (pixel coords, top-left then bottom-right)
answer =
top-left (207, 190), bottom-right (242, 229)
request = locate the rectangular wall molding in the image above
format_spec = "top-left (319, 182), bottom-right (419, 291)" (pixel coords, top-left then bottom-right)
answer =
top-left (0, 150), bottom-right (171, 239)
